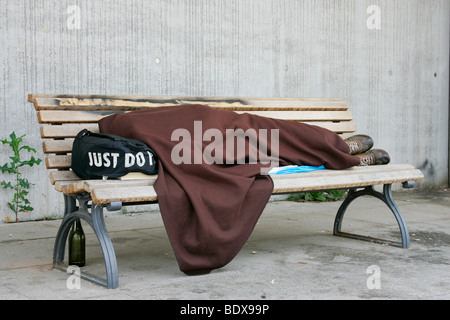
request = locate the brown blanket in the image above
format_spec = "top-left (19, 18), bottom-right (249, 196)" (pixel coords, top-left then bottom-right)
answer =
top-left (99, 105), bottom-right (359, 274)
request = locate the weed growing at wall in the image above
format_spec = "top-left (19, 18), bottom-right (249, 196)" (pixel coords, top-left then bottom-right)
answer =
top-left (1, 132), bottom-right (42, 223)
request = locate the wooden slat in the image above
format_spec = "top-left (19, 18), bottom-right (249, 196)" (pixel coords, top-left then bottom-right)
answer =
top-left (304, 122), bottom-right (356, 133)
top-left (55, 180), bottom-right (86, 194)
top-left (49, 170), bottom-right (80, 185)
top-left (37, 110), bottom-right (352, 124)
top-left (39, 122), bottom-right (353, 141)
top-left (45, 155), bottom-right (72, 169)
top-left (83, 177), bottom-right (157, 193)
top-left (235, 111), bottom-right (353, 121)
top-left (54, 164), bottom-right (423, 197)
top-left (54, 175), bottom-right (158, 194)
top-left (84, 164), bottom-right (424, 204)
top-left (43, 140), bottom-right (73, 154)
top-left (91, 186), bottom-right (158, 204)
top-left (271, 165), bottom-right (424, 194)
top-left (271, 164), bottom-right (418, 180)
top-left (29, 94), bottom-right (349, 111)
top-left (40, 124), bottom-right (99, 138)
top-left (37, 111), bottom-right (118, 124)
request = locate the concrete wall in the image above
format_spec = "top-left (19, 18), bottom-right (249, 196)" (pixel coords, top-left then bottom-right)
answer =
top-left (1, 0), bottom-right (449, 222)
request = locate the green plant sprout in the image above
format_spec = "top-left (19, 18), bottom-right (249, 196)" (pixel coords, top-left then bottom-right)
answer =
top-left (1, 132), bottom-right (42, 222)
top-left (287, 190), bottom-right (347, 202)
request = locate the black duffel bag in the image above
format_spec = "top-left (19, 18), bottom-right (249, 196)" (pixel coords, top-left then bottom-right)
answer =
top-left (71, 129), bottom-right (158, 180)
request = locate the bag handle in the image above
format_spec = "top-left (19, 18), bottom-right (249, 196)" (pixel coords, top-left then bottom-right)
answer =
top-left (76, 129), bottom-right (126, 142)
top-left (75, 129), bottom-right (149, 148)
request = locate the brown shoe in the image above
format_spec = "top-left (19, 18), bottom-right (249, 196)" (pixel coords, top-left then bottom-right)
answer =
top-left (344, 135), bottom-right (374, 155)
top-left (356, 149), bottom-right (391, 166)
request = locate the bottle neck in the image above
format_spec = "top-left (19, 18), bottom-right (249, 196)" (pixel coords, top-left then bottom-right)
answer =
top-left (73, 218), bottom-right (84, 231)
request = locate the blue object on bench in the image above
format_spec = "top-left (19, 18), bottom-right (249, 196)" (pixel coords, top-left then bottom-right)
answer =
top-left (269, 165), bottom-right (326, 175)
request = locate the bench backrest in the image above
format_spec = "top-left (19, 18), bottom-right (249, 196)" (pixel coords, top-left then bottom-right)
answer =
top-left (29, 94), bottom-right (356, 184)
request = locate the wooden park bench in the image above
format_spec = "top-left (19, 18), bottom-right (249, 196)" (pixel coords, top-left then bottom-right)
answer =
top-left (29, 94), bottom-right (424, 289)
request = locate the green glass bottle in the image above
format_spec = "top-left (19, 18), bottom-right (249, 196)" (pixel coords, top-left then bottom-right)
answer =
top-left (68, 219), bottom-right (86, 267)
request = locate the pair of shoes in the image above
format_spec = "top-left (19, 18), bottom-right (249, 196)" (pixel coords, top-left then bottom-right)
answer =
top-left (344, 134), bottom-right (374, 155)
top-left (356, 149), bottom-right (391, 166)
top-left (344, 135), bottom-right (390, 166)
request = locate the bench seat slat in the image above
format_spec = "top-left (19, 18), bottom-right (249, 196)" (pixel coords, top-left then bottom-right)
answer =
top-left (272, 166), bottom-right (424, 194)
top-left (49, 171), bottom-right (81, 184)
top-left (38, 111), bottom-right (119, 124)
top-left (271, 164), bottom-right (418, 180)
top-left (57, 165), bottom-right (423, 203)
top-left (91, 186), bottom-right (158, 204)
top-left (302, 122), bottom-right (355, 133)
top-left (43, 140), bottom-right (74, 154)
top-left (82, 177), bottom-right (158, 192)
top-left (235, 111), bottom-right (353, 121)
top-left (45, 155), bottom-right (72, 169)
top-left (41, 124), bottom-right (99, 139)
top-left (30, 95), bottom-right (349, 111)
top-left (49, 170), bottom-right (155, 185)
top-left (56, 177), bottom-right (158, 194)
top-left (55, 180), bottom-right (86, 194)
top-left (37, 110), bottom-right (353, 124)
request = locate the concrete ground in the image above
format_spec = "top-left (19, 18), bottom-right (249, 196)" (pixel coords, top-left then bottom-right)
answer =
top-left (0, 189), bottom-right (449, 300)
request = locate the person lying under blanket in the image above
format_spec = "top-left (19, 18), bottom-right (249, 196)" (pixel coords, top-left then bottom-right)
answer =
top-left (99, 105), bottom-right (392, 275)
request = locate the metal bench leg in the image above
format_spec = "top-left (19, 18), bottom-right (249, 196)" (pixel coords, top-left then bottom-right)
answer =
top-left (333, 184), bottom-right (410, 248)
top-left (90, 204), bottom-right (119, 288)
top-left (53, 195), bottom-right (119, 289)
top-left (53, 194), bottom-right (78, 265)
